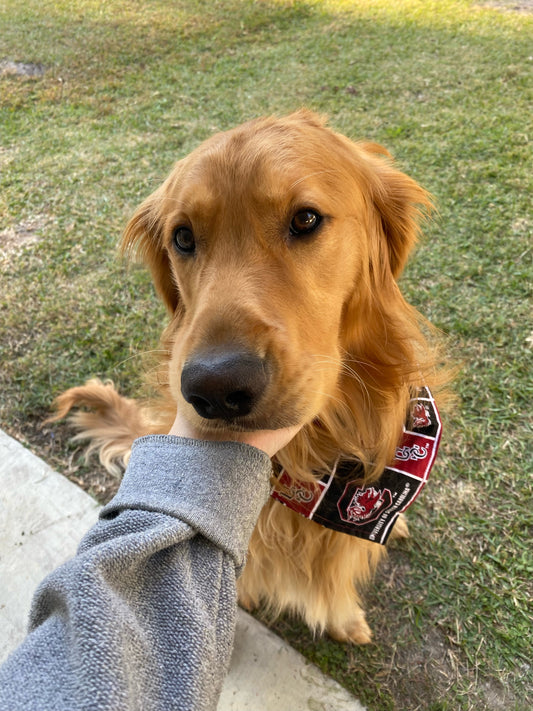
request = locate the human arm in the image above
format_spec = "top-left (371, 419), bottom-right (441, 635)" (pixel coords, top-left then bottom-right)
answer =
top-left (0, 425), bottom-right (296, 711)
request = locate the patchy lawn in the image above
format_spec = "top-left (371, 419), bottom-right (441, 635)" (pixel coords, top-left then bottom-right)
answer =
top-left (1, 1), bottom-right (531, 709)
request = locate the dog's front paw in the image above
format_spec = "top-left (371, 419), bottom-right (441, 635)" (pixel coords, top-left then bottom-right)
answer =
top-left (327, 609), bottom-right (372, 645)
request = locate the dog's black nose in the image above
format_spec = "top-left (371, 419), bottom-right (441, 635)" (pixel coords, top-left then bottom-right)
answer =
top-left (181, 348), bottom-right (269, 421)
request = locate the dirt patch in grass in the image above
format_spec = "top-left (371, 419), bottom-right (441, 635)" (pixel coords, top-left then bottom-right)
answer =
top-left (367, 556), bottom-right (519, 710)
top-left (476, 0), bottom-right (533, 11)
top-left (0, 60), bottom-right (46, 77)
top-left (0, 216), bottom-right (49, 260)
top-left (383, 623), bottom-right (515, 711)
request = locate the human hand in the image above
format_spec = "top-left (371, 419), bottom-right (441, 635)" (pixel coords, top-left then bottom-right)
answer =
top-left (168, 410), bottom-right (301, 458)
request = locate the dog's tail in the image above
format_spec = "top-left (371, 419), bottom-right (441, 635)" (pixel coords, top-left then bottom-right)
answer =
top-left (48, 379), bottom-right (151, 476)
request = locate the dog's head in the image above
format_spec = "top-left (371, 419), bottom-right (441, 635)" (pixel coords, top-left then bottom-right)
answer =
top-left (122, 110), bottom-right (431, 466)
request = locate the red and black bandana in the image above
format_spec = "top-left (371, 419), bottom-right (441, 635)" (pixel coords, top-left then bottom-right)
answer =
top-left (271, 387), bottom-right (442, 545)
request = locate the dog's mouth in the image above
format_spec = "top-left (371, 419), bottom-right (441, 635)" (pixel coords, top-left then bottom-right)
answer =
top-left (190, 411), bottom-right (296, 434)
top-left (182, 397), bottom-right (301, 434)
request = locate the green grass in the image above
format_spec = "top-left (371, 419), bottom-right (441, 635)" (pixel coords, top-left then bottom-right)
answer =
top-left (1, 1), bottom-right (531, 708)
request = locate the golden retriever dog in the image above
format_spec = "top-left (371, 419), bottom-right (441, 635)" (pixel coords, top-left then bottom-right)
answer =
top-left (52, 110), bottom-right (444, 644)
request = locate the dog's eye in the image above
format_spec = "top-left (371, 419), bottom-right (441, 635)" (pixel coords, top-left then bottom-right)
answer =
top-left (289, 210), bottom-right (322, 237)
top-left (173, 226), bottom-right (196, 254)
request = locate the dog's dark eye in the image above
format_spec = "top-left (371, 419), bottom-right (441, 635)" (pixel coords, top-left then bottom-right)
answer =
top-left (173, 226), bottom-right (196, 254)
top-left (289, 210), bottom-right (322, 237)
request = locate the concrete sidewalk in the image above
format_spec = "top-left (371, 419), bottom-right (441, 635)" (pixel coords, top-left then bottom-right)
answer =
top-left (0, 429), bottom-right (365, 711)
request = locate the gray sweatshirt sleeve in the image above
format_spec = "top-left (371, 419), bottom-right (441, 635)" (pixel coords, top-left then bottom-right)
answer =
top-left (0, 435), bottom-right (272, 711)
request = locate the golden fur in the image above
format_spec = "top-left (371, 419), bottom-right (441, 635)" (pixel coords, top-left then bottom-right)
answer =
top-left (53, 110), bottom-right (444, 643)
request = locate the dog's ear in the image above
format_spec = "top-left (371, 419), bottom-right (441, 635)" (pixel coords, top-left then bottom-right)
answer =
top-left (360, 143), bottom-right (432, 280)
top-left (121, 184), bottom-right (179, 314)
top-left (336, 145), bottom-right (434, 464)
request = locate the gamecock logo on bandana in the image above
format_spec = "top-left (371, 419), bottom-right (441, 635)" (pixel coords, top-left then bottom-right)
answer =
top-left (412, 402), bottom-right (431, 428)
top-left (337, 484), bottom-right (393, 525)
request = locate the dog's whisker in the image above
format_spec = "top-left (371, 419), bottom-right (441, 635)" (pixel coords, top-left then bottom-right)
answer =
top-left (113, 350), bottom-right (171, 369)
top-left (338, 348), bottom-right (383, 372)
top-left (308, 355), bottom-right (372, 409)
top-left (311, 352), bottom-right (400, 400)
top-left (308, 389), bottom-right (351, 413)
top-left (310, 351), bottom-right (380, 372)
